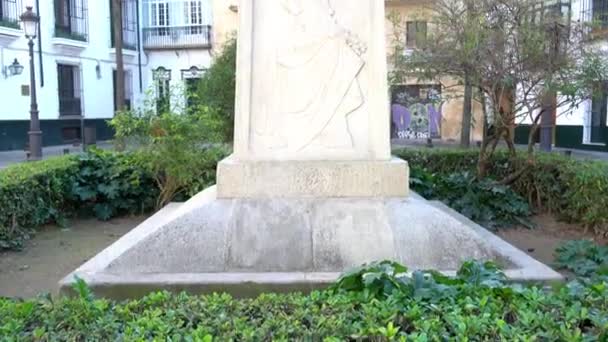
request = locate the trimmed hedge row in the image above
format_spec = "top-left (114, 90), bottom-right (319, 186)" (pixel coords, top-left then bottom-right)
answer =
top-left (1, 263), bottom-right (607, 340)
top-left (395, 148), bottom-right (608, 235)
top-left (0, 156), bottom-right (79, 250)
top-left (0, 148), bottom-right (221, 251)
top-left (2, 147), bottom-right (607, 251)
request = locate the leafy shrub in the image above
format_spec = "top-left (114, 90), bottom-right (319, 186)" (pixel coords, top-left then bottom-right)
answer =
top-left (68, 149), bottom-right (158, 220)
top-left (558, 161), bottom-right (608, 234)
top-left (410, 167), bottom-right (531, 229)
top-left (196, 38), bottom-right (237, 142)
top-left (2, 261), bottom-right (608, 340)
top-left (0, 147), bottom-right (227, 251)
top-left (555, 240), bottom-right (608, 278)
top-left (0, 156), bottom-right (78, 250)
top-left (397, 148), bottom-right (608, 235)
top-left (330, 260), bottom-right (506, 300)
top-left (111, 87), bottom-right (227, 208)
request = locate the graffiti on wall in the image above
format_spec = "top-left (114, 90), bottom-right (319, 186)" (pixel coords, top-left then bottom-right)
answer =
top-left (391, 85), bottom-right (442, 139)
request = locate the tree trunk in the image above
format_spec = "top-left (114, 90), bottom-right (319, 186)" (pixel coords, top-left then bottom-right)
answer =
top-left (539, 91), bottom-right (555, 152)
top-left (112, 0), bottom-right (125, 112)
top-left (461, 74), bottom-right (473, 148)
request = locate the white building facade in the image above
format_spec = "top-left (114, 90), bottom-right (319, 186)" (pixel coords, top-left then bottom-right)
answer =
top-left (0, 0), bottom-right (213, 151)
top-left (515, 0), bottom-right (608, 151)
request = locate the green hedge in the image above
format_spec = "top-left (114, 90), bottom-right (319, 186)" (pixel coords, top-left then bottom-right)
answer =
top-left (395, 148), bottom-right (608, 235)
top-left (1, 262), bottom-right (607, 340)
top-left (0, 156), bottom-right (79, 250)
top-left (0, 148), bottom-right (223, 251)
top-left (2, 147), bottom-right (606, 251)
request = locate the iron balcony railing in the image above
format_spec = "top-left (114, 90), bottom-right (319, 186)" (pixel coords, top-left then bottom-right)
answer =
top-left (54, 0), bottom-right (88, 41)
top-left (59, 97), bottom-right (82, 117)
top-left (110, 0), bottom-right (138, 50)
top-left (0, 0), bottom-right (22, 29)
top-left (142, 25), bottom-right (212, 50)
top-left (582, 0), bottom-right (608, 30)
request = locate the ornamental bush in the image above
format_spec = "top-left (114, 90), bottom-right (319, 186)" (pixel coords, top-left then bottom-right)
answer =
top-left (0, 147), bottom-right (226, 251)
top-left (0, 156), bottom-right (78, 250)
top-left (1, 261), bottom-right (607, 340)
top-left (396, 148), bottom-right (608, 235)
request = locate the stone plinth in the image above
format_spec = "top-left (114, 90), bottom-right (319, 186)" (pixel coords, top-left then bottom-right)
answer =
top-left (217, 156), bottom-right (409, 199)
top-left (59, 0), bottom-right (563, 299)
top-left (59, 187), bottom-right (563, 299)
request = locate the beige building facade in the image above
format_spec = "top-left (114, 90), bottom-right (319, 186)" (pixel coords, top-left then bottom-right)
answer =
top-left (213, 0), bottom-right (484, 142)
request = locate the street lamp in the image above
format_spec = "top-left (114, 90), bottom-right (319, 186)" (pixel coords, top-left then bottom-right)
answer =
top-left (20, 6), bottom-right (42, 161)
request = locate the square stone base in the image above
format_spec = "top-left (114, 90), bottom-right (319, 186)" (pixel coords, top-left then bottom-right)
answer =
top-left (216, 156), bottom-right (409, 199)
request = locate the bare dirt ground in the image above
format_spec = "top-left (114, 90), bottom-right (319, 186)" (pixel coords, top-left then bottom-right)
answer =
top-left (0, 213), bottom-right (604, 299)
top-left (497, 214), bottom-right (607, 268)
top-left (0, 216), bottom-right (146, 299)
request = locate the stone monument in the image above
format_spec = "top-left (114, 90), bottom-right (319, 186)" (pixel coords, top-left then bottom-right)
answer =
top-left (219, 0), bottom-right (408, 199)
top-left (60, 0), bottom-right (561, 298)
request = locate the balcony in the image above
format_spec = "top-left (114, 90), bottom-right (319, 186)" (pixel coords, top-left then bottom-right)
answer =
top-left (0, 0), bottom-right (20, 29)
top-left (110, 0), bottom-right (137, 50)
top-left (143, 25), bottom-right (212, 50)
top-left (0, 0), bottom-right (22, 44)
top-left (582, 0), bottom-right (608, 38)
top-left (52, 0), bottom-right (88, 53)
top-left (59, 97), bottom-right (82, 117)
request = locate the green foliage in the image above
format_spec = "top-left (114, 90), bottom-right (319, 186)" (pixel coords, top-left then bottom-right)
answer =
top-left (110, 88), bottom-right (229, 208)
top-left (555, 240), bottom-right (608, 278)
top-left (332, 260), bottom-right (506, 301)
top-left (196, 38), bottom-right (237, 143)
top-left (0, 147), bottom-right (226, 251)
top-left (558, 161), bottom-right (608, 234)
top-left (0, 156), bottom-right (79, 250)
top-left (2, 261), bottom-right (608, 340)
top-left (68, 149), bottom-right (158, 220)
top-left (410, 167), bottom-right (531, 229)
top-left (397, 148), bottom-right (608, 235)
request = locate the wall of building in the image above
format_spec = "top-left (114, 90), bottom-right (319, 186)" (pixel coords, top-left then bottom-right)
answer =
top-left (385, 1), bottom-right (485, 142)
top-left (0, 0), bottom-right (144, 150)
top-left (212, 0), bottom-right (485, 143)
top-left (0, 0), bottom-right (220, 150)
top-left (212, 0), bottom-right (238, 49)
top-left (513, 0), bottom-right (608, 151)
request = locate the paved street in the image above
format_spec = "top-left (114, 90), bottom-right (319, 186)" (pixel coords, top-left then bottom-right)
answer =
top-left (0, 141), bottom-right (113, 169)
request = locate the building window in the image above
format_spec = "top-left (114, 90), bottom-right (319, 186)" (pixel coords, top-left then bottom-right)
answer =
top-left (593, 0), bottom-right (608, 28)
top-left (0, 0), bottom-right (22, 29)
top-left (110, 0), bottom-right (138, 50)
top-left (185, 0), bottom-right (203, 34)
top-left (406, 21), bottom-right (427, 49)
top-left (150, 1), bottom-right (170, 36)
top-left (54, 0), bottom-right (88, 41)
top-left (153, 67), bottom-right (171, 114)
top-left (113, 70), bottom-right (133, 111)
top-left (142, 0), bottom-right (211, 49)
top-left (182, 66), bottom-right (205, 111)
top-left (57, 64), bottom-right (82, 117)
top-left (590, 86), bottom-right (608, 144)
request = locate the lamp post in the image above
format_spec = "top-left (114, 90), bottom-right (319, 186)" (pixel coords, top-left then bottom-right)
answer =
top-left (20, 6), bottom-right (42, 161)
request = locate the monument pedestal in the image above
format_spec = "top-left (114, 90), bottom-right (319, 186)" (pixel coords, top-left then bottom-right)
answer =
top-left (217, 156), bottom-right (409, 199)
top-left (59, 184), bottom-right (562, 299)
top-left (59, 0), bottom-right (562, 298)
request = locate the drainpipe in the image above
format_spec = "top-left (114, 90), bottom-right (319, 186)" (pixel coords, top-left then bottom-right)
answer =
top-left (35, 0), bottom-right (43, 87)
top-left (136, 0), bottom-right (143, 93)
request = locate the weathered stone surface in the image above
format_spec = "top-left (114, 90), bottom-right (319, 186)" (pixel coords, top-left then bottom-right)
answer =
top-left (217, 157), bottom-right (409, 198)
top-left (311, 199), bottom-right (395, 271)
top-left (233, 0), bottom-right (391, 161)
top-left (59, 188), bottom-right (562, 299)
top-left (227, 199), bottom-right (313, 271)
